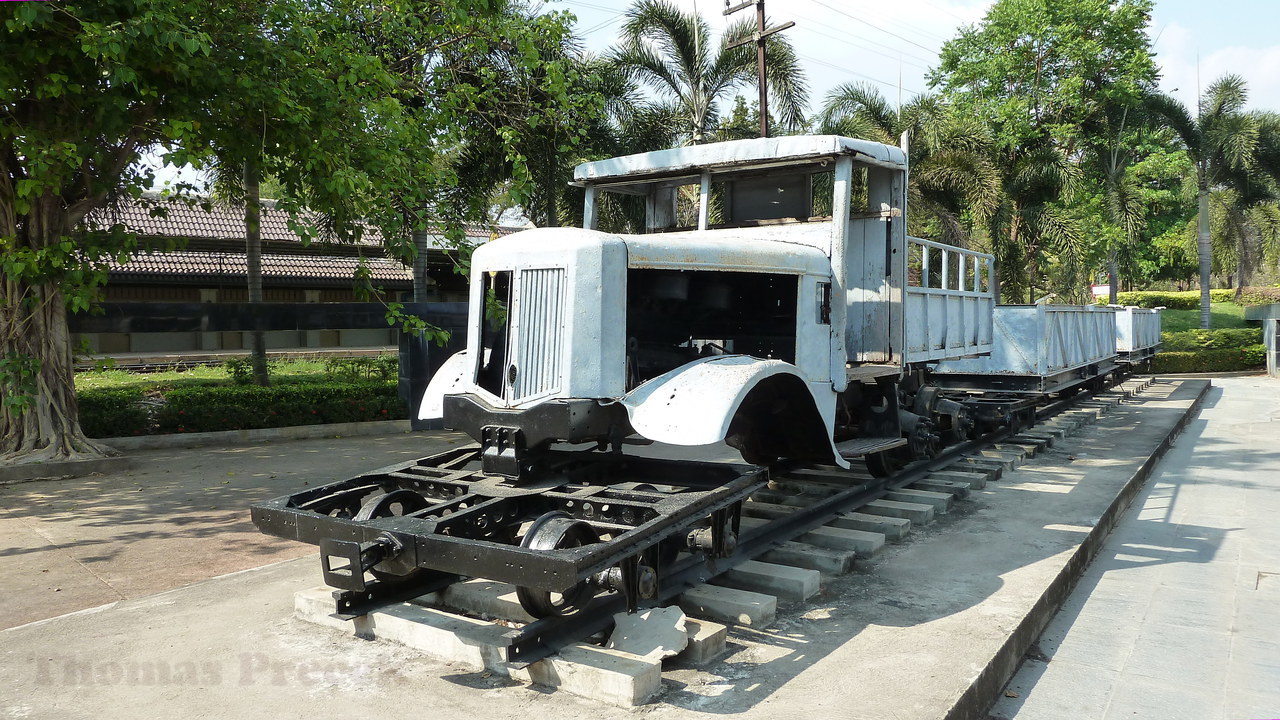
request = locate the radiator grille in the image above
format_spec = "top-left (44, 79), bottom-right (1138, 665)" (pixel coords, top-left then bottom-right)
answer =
top-left (509, 267), bottom-right (567, 402)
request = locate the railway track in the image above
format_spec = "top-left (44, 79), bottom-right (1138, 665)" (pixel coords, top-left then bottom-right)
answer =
top-left (289, 375), bottom-right (1155, 705)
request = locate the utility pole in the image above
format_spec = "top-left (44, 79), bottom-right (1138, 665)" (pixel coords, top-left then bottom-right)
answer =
top-left (724, 0), bottom-right (794, 138)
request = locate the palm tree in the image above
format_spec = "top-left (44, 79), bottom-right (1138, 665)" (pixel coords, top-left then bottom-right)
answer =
top-left (1198, 184), bottom-right (1280, 293)
top-left (1080, 104), bottom-right (1149, 304)
top-left (818, 82), bottom-right (1082, 302)
top-left (818, 83), bottom-right (1001, 247)
top-left (1214, 111), bottom-right (1280, 291)
top-left (990, 143), bottom-right (1083, 303)
top-left (610, 0), bottom-right (808, 144)
top-left (1147, 75), bottom-right (1260, 327)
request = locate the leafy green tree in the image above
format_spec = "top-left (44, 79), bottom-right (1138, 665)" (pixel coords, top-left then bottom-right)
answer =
top-left (1127, 132), bottom-right (1197, 286)
top-left (610, 0), bottom-right (807, 144)
top-left (931, 0), bottom-right (1158, 302)
top-left (0, 0), bottom-right (586, 463)
top-left (1078, 103), bottom-right (1151, 303)
top-left (1, 1), bottom-right (241, 462)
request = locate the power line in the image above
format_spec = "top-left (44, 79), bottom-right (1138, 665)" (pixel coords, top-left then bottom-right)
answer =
top-left (792, 20), bottom-right (932, 71)
top-left (556, 0), bottom-right (627, 39)
top-left (580, 13), bottom-right (624, 37)
top-left (809, 0), bottom-right (940, 55)
top-left (878, 17), bottom-right (951, 46)
top-left (799, 52), bottom-right (925, 97)
top-left (916, 0), bottom-right (970, 24)
top-left (790, 7), bottom-right (938, 66)
top-left (556, 0), bottom-right (622, 13)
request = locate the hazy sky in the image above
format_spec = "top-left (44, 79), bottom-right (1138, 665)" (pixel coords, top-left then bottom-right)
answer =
top-left (558, 0), bottom-right (1280, 116)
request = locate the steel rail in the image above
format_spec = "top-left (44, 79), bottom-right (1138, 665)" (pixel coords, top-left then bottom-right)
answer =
top-left (500, 380), bottom-right (1132, 665)
top-left (299, 374), bottom-right (1133, 666)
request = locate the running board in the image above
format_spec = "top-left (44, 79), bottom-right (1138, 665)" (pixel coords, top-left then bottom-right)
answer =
top-left (835, 437), bottom-right (908, 458)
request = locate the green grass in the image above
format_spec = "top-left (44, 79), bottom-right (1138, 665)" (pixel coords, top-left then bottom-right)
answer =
top-left (1159, 302), bottom-right (1251, 333)
top-left (76, 358), bottom-right (343, 392)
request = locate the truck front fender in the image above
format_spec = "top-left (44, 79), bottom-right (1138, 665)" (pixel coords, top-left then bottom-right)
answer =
top-left (418, 351), bottom-right (471, 421)
top-left (618, 356), bottom-right (846, 467)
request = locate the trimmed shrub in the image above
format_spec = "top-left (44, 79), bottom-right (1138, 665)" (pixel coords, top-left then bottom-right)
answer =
top-left (79, 381), bottom-right (406, 437)
top-left (1108, 291), bottom-right (1195, 309)
top-left (1152, 345), bottom-right (1266, 373)
top-left (153, 382), bottom-right (405, 434)
top-left (1160, 328), bottom-right (1263, 352)
top-left (1235, 286), bottom-right (1280, 307)
top-left (323, 354), bottom-right (399, 383)
top-left (78, 388), bottom-right (150, 437)
top-left (1107, 287), bottom-right (1280, 308)
top-left (1102, 289), bottom-right (1238, 309)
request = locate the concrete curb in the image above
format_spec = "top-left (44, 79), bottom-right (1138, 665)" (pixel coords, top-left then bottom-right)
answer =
top-left (0, 455), bottom-right (134, 485)
top-left (97, 419), bottom-right (414, 452)
top-left (945, 379), bottom-right (1212, 720)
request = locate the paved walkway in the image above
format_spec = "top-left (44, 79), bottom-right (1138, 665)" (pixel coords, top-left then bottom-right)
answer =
top-left (0, 427), bottom-right (467, 630)
top-left (991, 376), bottom-right (1280, 720)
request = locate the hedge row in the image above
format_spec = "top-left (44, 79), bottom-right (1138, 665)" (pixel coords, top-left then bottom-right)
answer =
top-left (78, 381), bottom-right (406, 437)
top-left (1105, 287), bottom-right (1280, 309)
top-left (1151, 345), bottom-right (1267, 373)
top-left (78, 388), bottom-right (151, 439)
top-left (1103, 289), bottom-right (1235, 309)
top-left (1160, 328), bottom-right (1263, 352)
top-left (1235, 286), bottom-right (1280, 307)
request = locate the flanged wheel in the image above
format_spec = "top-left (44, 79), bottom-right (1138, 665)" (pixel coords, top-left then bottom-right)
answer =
top-left (354, 490), bottom-right (431, 521)
top-left (515, 511), bottom-right (601, 618)
top-left (354, 490), bottom-right (431, 583)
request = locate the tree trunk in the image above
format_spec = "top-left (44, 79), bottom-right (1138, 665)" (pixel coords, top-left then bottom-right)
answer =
top-left (1, 201), bottom-right (115, 463)
top-left (1007, 211), bottom-right (1023, 304)
top-left (244, 158), bottom-right (269, 386)
top-left (412, 228), bottom-right (432, 302)
top-left (1235, 226), bottom-right (1251, 299)
top-left (543, 150), bottom-right (559, 228)
top-left (1107, 252), bottom-right (1119, 305)
top-left (1197, 181), bottom-right (1211, 329)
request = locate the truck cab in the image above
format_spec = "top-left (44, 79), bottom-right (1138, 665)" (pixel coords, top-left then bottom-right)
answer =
top-left (420, 135), bottom-right (996, 478)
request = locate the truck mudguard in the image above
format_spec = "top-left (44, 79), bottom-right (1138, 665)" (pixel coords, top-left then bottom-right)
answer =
top-left (618, 355), bottom-right (846, 467)
top-left (417, 351), bottom-right (471, 421)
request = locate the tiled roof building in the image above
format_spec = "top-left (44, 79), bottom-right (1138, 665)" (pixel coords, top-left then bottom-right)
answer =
top-left (87, 196), bottom-right (516, 292)
top-left (76, 196), bottom-right (519, 357)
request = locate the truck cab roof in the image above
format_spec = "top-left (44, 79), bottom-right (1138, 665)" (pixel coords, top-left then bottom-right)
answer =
top-left (573, 135), bottom-right (908, 194)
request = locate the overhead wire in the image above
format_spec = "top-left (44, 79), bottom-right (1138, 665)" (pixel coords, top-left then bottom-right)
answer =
top-left (555, 0), bottom-right (628, 39)
top-left (809, 0), bottom-right (941, 55)
top-left (799, 52), bottom-right (925, 97)
top-left (791, 20), bottom-right (933, 71)
top-left (580, 14), bottom-right (624, 37)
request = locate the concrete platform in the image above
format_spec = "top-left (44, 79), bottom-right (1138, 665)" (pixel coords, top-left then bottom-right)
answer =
top-left (992, 375), bottom-right (1280, 719)
top-left (0, 378), bottom-right (1214, 719)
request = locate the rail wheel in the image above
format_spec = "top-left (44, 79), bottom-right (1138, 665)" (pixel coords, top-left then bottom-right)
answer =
top-left (354, 490), bottom-right (432, 584)
top-left (515, 512), bottom-right (601, 618)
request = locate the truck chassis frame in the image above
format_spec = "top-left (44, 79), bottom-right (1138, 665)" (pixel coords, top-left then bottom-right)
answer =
top-left (252, 445), bottom-right (766, 619)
